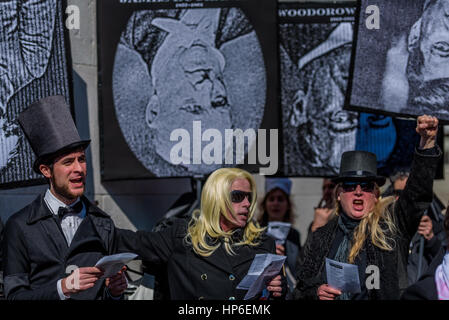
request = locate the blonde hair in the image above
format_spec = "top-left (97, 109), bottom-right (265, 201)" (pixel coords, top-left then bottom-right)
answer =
top-left (335, 184), bottom-right (397, 264)
top-left (186, 168), bottom-right (265, 257)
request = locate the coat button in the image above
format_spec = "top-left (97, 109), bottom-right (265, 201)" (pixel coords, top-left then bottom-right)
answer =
top-left (201, 274), bottom-right (207, 280)
top-left (229, 274), bottom-right (236, 281)
top-left (228, 296), bottom-right (236, 300)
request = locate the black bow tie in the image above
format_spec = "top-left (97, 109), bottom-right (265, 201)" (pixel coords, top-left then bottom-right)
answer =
top-left (57, 201), bottom-right (84, 220)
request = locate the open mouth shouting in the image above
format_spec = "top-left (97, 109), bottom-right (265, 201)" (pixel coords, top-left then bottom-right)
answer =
top-left (353, 199), bottom-right (364, 211)
top-left (69, 176), bottom-right (85, 189)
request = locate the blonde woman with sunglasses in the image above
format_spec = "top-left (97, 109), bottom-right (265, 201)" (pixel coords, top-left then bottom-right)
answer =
top-left (294, 115), bottom-right (441, 300)
top-left (116, 168), bottom-right (286, 300)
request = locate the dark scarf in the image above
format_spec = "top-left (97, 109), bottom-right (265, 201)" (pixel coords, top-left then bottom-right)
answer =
top-left (334, 212), bottom-right (361, 300)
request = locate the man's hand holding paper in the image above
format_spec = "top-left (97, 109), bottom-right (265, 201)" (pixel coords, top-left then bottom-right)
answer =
top-left (237, 253), bottom-right (286, 300)
top-left (95, 252), bottom-right (138, 278)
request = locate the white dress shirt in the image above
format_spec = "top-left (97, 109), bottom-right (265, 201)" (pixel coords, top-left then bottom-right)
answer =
top-left (44, 189), bottom-right (86, 300)
top-left (44, 189), bottom-right (86, 246)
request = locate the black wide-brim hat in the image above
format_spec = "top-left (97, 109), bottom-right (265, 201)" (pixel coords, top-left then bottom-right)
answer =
top-left (332, 150), bottom-right (386, 187)
top-left (18, 95), bottom-right (91, 173)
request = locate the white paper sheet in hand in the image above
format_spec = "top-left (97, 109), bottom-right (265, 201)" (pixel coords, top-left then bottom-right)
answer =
top-left (267, 222), bottom-right (291, 245)
top-left (95, 252), bottom-right (138, 278)
top-left (237, 253), bottom-right (286, 300)
top-left (325, 258), bottom-right (361, 294)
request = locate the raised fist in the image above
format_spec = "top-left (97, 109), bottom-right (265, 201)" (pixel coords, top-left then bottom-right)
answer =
top-left (416, 115), bottom-right (438, 149)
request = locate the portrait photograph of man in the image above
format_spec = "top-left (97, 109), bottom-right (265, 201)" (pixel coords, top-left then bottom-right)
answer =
top-left (279, 2), bottom-right (427, 177)
top-left (0, 0), bottom-right (72, 187)
top-left (98, 1), bottom-right (277, 179)
top-left (348, 0), bottom-right (449, 121)
top-left (280, 3), bottom-right (360, 176)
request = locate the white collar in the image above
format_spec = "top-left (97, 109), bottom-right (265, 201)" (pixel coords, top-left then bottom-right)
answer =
top-left (44, 189), bottom-right (81, 216)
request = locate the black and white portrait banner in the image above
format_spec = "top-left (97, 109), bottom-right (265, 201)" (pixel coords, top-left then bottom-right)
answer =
top-left (279, 1), bottom-right (441, 178)
top-left (346, 0), bottom-right (449, 122)
top-left (98, 0), bottom-right (279, 179)
top-left (0, 0), bottom-right (72, 188)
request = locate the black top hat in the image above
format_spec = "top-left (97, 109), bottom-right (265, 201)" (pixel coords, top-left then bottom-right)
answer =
top-left (332, 151), bottom-right (386, 186)
top-left (18, 95), bottom-right (91, 173)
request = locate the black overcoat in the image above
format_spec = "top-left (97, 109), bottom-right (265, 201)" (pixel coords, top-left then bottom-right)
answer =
top-left (293, 148), bottom-right (441, 300)
top-left (2, 194), bottom-right (117, 300)
top-left (116, 219), bottom-right (278, 300)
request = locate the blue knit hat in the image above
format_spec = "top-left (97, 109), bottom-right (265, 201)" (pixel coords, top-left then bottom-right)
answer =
top-left (265, 177), bottom-right (292, 196)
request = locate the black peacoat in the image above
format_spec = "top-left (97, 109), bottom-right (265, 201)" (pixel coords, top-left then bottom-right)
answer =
top-left (293, 148), bottom-right (441, 300)
top-left (2, 194), bottom-right (118, 300)
top-left (116, 218), bottom-right (279, 300)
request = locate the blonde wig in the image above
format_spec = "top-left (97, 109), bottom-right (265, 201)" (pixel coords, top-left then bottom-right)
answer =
top-left (186, 168), bottom-right (265, 257)
top-left (335, 184), bottom-right (397, 264)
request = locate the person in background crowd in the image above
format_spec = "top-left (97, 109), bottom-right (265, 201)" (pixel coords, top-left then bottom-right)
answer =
top-left (2, 96), bottom-right (127, 300)
top-left (402, 200), bottom-right (449, 300)
top-left (116, 168), bottom-right (286, 300)
top-left (310, 179), bottom-right (336, 233)
top-left (383, 169), bottom-right (446, 285)
top-left (297, 178), bottom-right (337, 272)
top-left (258, 177), bottom-right (301, 295)
top-left (294, 115), bottom-right (441, 300)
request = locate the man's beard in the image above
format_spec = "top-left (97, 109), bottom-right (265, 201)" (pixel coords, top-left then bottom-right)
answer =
top-left (407, 48), bottom-right (449, 116)
top-left (51, 175), bottom-right (84, 201)
top-left (409, 78), bottom-right (449, 116)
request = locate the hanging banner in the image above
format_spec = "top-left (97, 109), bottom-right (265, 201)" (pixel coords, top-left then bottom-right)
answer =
top-left (0, 0), bottom-right (73, 188)
top-left (346, 0), bottom-right (449, 122)
top-left (279, 2), bottom-right (443, 178)
top-left (98, 0), bottom-right (279, 179)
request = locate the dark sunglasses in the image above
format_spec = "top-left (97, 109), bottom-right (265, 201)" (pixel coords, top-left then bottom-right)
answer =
top-left (230, 190), bottom-right (253, 204)
top-left (341, 181), bottom-right (375, 193)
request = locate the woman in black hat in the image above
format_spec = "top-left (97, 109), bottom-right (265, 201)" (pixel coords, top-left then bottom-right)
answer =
top-left (293, 115), bottom-right (441, 300)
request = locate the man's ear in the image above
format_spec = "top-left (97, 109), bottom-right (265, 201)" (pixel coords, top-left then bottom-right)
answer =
top-left (39, 164), bottom-right (52, 179)
top-left (408, 18), bottom-right (422, 52)
top-left (289, 89), bottom-right (309, 127)
top-left (145, 94), bottom-right (160, 128)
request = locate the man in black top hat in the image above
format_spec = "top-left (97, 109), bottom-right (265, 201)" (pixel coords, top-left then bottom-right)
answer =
top-left (294, 115), bottom-right (441, 300)
top-left (2, 95), bottom-right (127, 300)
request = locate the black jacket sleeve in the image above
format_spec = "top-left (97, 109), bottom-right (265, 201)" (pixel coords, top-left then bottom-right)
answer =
top-left (3, 217), bottom-right (60, 300)
top-left (114, 219), bottom-right (183, 274)
top-left (424, 235), bottom-right (442, 262)
top-left (394, 146), bottom-right (442, 243)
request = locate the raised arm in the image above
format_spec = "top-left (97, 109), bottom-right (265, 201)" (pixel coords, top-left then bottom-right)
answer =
top-left (395, 115), bottom-right (441, 241)
top-left (113, 218), bottom-right (184, 274)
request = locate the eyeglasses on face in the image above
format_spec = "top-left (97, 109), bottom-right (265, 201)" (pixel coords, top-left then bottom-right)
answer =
top-left (230, 190), bottom-right (253, 204)
top-left (341, 181), bottom-right (375, 193)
